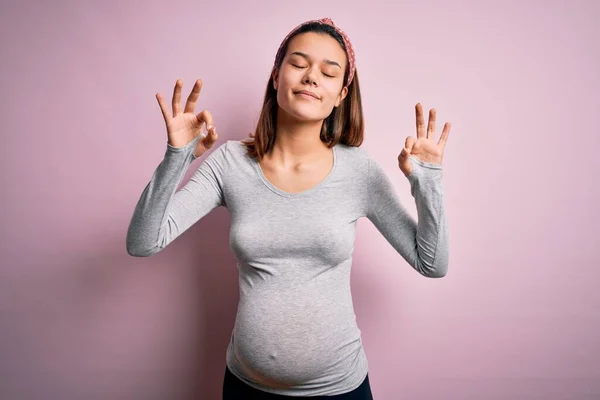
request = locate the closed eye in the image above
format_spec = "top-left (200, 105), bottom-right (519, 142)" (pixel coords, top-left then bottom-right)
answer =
top-left (292, 63), bottom-right (335, 78)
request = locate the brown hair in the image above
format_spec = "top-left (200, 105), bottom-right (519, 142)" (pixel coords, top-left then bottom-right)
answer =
top-left (243, 22), bottom-right (364, 160)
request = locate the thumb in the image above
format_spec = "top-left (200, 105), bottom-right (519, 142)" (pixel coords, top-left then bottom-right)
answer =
top-left (405, 136), bottom-right (416, 151)
top-left (201, 125), bottom-right (218, 149)
top-left (398, 147), bottom-right (411, 165)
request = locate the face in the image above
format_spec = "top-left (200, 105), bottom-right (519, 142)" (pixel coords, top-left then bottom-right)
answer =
top-left (273, 31), bottom-right (349, 123)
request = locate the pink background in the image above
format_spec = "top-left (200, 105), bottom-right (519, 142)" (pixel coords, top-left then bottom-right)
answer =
top-left (1, 0), bottom-right (599, 399)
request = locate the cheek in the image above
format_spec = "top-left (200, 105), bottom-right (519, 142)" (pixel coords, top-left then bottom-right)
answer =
top-left (323, 86), bottom-right (342, 106)
top-left (276, 75), bottom-right (294, 99)
top-left (278, 68), bottom-right (299, 86)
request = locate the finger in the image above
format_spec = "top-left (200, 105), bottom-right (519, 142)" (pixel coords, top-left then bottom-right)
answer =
top-left (405, 136), bottom-right (416, 150)
top-left (201, 125), bottom-right (218, 149)
top-left (438, 122), bottom-right (451, 148)
top-left (415, 103), bottom-right (425, 138)
top-left (242, 131), bottom-right (254, 143)
top-left (184, 79), bottom-right (203, 114)
top-left (172, 79), bottom-right (183, 117)
top-left (196, 109), bottom-right (214, 132)
top-left (156, 92), bottom-right (171, 121)
top-left (427, 108), bottom-right (436, 139)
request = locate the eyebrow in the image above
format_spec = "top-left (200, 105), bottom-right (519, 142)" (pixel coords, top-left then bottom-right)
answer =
top-left (289, 51), bottom-right (341, 69)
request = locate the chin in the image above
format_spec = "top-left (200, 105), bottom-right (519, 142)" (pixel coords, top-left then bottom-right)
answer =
top-left (280, 102), bottom-right (330, 123)
top-left (292, 111), bottom-right (327, 123)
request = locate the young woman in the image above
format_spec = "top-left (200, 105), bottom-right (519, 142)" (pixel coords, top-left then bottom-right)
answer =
top-left (127, 17), bottom-right (450, 400)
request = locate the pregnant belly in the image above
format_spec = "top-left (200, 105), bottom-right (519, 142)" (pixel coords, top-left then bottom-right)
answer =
top-left (230, 291), bottom-right (360, 388)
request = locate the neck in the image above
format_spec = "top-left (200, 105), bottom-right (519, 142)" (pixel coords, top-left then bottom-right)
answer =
top-left (268, 109), bottom-right (330, 167)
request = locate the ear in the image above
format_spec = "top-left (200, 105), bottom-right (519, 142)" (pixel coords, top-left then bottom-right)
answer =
top-left (334, 86), bottom-right (349, 107)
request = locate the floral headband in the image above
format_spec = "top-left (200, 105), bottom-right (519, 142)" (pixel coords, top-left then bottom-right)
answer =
top-left (272, 17), bottom-right (356, 89)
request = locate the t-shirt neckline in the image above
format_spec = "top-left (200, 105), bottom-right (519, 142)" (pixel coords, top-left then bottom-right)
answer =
top-left (251, 145), bottom-right (338, 198)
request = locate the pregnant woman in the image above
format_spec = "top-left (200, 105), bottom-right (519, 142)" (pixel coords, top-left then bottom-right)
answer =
top-left (127, 17), bottom-right (450, 400)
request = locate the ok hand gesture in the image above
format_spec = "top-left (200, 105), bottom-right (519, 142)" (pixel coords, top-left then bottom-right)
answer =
top-left (398, 103), bottom-right (450, 177)
top-left (156, 79), bottom-right (218, 158)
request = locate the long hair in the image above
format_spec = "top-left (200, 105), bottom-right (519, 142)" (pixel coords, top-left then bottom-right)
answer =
top-left (243, 22), bottom-right (364, 160)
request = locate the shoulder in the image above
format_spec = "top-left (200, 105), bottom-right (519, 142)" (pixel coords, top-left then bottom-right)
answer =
top-left (335, 142), bottom-right (370, 161)
top-left (203, 139), bottom-right (255, 172)
top-left (204, 139), bottom-right (244, 160)
top-left (223, 139), bottom-right (248, 155)
top-left (335, 142), bottom-right (376, 172)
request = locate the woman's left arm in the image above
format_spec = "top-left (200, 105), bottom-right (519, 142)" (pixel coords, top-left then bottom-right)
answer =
top-left (366, 103), bottom-right (450, 278)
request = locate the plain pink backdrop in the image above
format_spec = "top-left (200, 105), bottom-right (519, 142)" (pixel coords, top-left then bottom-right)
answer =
top-left (1, 0), bottom-right (598, 399)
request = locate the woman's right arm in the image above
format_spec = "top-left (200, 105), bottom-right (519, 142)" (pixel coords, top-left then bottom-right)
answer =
top-left (126, 136), bottom-right (229, 257)
top-left (126, 78), bottom-right (226, 257)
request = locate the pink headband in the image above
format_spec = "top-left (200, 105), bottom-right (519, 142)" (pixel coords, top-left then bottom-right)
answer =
top-left (272, 17), bottom-right (356, 89)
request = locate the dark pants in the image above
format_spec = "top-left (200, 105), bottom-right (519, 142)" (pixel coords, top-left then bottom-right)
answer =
top-left (222, 365), bottom-right (374, 399)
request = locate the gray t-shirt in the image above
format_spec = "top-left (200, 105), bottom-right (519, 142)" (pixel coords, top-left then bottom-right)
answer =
top-left (126, 135), bottom-right (448, 397)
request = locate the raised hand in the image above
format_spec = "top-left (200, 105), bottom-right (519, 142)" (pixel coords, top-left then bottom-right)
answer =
top-left (398, 103), bottom-right (450, 177)
top-left (156, 79), bottom-right (218, 158)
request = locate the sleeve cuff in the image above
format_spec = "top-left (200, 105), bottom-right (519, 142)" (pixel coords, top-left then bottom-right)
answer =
top-left (166, 135), bottom-right (201, 156)
top-left (407, 156), bottom-right (443, 183)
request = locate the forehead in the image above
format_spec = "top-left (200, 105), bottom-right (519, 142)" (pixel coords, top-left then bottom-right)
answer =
top-left (285, 32), bottom-right (347, 66)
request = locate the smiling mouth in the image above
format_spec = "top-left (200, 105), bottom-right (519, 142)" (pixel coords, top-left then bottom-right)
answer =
top-left (294, 91), bottom-right (319, 100)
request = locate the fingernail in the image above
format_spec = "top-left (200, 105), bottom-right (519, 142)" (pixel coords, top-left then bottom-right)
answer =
top-left (207, 125), bottom-right (213, 131)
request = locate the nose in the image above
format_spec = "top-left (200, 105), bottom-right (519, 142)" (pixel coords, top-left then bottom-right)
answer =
top-left (303, 68), bottom-right (318, 86)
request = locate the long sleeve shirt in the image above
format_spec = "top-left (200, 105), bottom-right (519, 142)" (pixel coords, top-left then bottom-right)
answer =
top-left (126, 134), bottom-right (448, 396)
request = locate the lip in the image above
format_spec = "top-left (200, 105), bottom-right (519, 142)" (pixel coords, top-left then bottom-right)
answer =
top-left (294, 90), bottom-right (320, 100)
